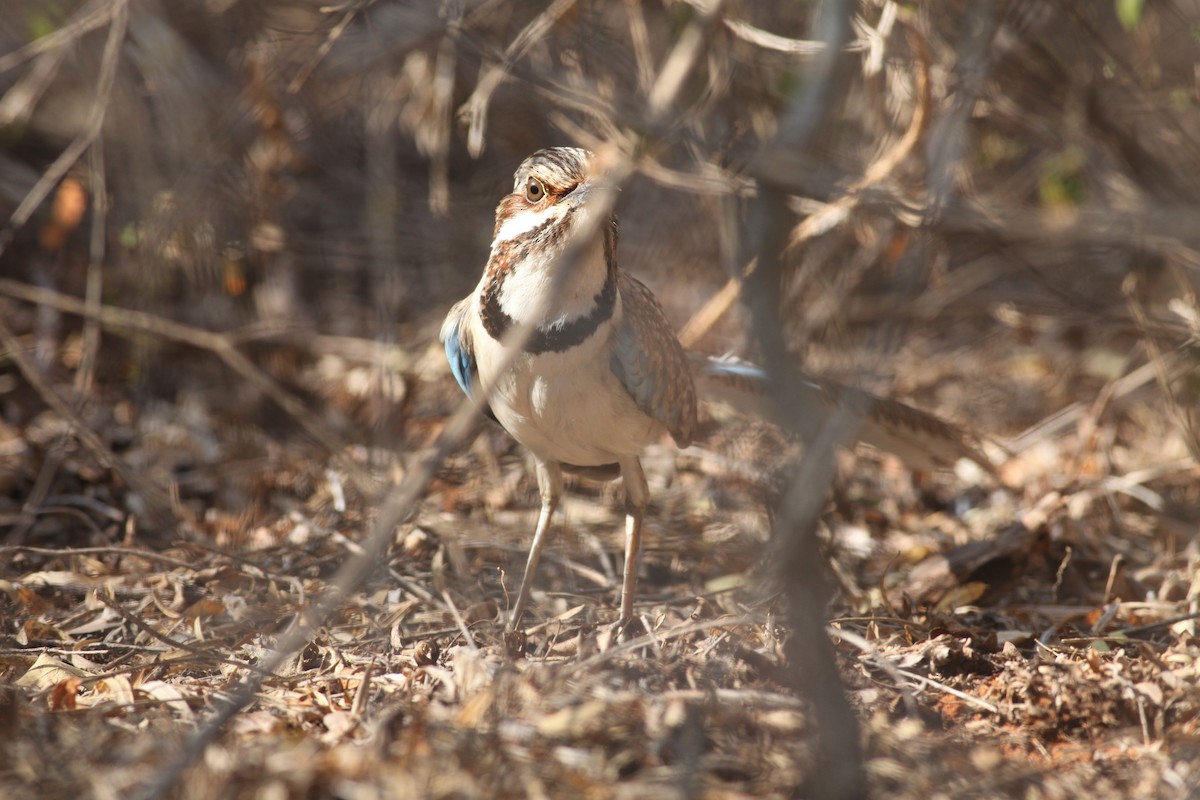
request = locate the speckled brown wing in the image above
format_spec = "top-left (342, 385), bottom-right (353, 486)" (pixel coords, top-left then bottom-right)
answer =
top-left (610, 271), bottom-right (698, 447)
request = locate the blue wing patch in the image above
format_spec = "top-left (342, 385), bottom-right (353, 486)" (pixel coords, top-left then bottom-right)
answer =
top-left (444, 321), bottom-right (475, 398)
top-left (440, 299), bottom-right (498, 423)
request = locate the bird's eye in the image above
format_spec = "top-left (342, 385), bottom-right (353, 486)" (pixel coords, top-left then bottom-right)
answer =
top-left (525, 178), bottom-right (545, 203)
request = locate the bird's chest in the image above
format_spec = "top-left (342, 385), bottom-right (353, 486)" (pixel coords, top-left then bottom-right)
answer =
top-left (471, 323), bottom-right (662, 467)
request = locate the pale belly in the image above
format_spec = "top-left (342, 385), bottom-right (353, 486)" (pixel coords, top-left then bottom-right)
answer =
top-left (478, 338), bottom-right (663, 467)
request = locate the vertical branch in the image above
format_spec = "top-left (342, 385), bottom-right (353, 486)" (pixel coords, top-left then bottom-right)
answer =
top-left (624, 0), bottom-right (656, 97)
top-left (742, 2), bottom-right (866, 798)
top-left (365, 72), bottom-right (403, 323)
top-left (4, 0), bottom-right (125, 380)
top-left (428, 9), bottom-right (461, 215)
top-left (76, 137), bottom-right (105, 393)
top-left (924, 0), bottom-right (998, 218)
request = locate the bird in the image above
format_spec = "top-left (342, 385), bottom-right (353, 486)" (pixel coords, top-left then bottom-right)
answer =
top-left (441, 146), bottom-right (989, 632)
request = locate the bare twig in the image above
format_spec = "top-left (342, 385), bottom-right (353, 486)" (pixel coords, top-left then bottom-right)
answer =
top-left (75, 127), bottom-right (106, 393)
top-left (623, 0), bottom-right (655, 96)
top-left (829, 625), bottom-right (921, 718)
top-left (0, 0), bottom-right (118, 73)
top-left (722, 16), bottom-right (867, 55)
top-left (96, 593), bottom-right (277, 678)
top-left (441, 590), bottom-right (479, 652)
top-left (0, 545), bottom-right (198, 571)
top-left (0, 278), bottom-right (358, 482)
top-left (461, 0), bottom-right (580, 156)
top-left (285, 4), bottom-right (362, 94)
top-left (0, 0), bottom-right (128, 253)
top-left (1125, 276), bottom-right (1200, 460)
top-left (893, 665), bottom-right (1003, 715)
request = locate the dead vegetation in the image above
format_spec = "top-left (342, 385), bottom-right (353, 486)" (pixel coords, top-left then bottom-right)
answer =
top-left (1, 1), bottom-right (1200, 797)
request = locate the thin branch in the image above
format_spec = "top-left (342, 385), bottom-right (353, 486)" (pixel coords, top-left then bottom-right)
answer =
top-left (96, 594), bottom-right (278, 678)
top-left (0, 545), bottom-right (199, 571)
top-left (623, 0), bottom-right (655, 96)
top-left (829, 625), bottom-right (922, 718)
top-left (0, 0), bottom-right (117, 73)
top-left (722, 16), bottom-right (867, 55)
top-left (0, 309), bottom-right (174, 522)
top-left (0, 0), bottom-right (128, 254)
top-left (893, 665), bottom-right (1003, 715)
top-left (461, 0), bottom-right (580, 156)
top-left (75, 126), bottom-right (106, 393)
top-left (0, 277), bottom-right (360, 482)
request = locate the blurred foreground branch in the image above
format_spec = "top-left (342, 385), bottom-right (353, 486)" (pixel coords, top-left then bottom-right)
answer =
top-left (742, 2), bottom-right (865, 798)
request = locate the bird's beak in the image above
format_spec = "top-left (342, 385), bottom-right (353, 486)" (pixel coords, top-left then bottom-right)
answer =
top-left (566, 181), bottom-right (591, 208)
top-left (567, 179), bottom-right (619, 211)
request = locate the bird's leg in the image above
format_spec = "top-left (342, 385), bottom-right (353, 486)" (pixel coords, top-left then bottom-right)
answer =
top-left (617, 456), bottom-right (649, 624)
top-left (507, 459), bottom-right (562, 632)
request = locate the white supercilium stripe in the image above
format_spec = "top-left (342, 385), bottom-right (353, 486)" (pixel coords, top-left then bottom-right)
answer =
top-left (494, 206), bottom-right (562, 244)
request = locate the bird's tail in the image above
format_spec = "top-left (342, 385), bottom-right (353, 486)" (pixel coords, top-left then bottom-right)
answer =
top-left (688, 352), bottom-right (994, 473)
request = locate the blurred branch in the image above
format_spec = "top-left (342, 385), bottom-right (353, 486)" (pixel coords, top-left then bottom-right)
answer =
top-left (741, 2), bottom-right (866, 798)
top-left (645, 1), bottom-right (718, 123)
top-left (285, 3), bottom-right (362, 95)
top-left (0, 278), bottom-right (363, 483)
top-left (906, 200), bottom-right (1200, 251)
top-left (427, 11), bottom-right (461, 214)
top-left (0, 38), bottom-right (65, 132)
top-left (0, 0), bottom-right (118, 73)
top-left (680, 18), bottom-right (931, 348)
top-left (784, 21), bottom-right (930, 251)
top-left (623, 0), bottom-right (655, 96)
top-left (722, 16), bottom-right (867, 55)
top-left (924, 0), bottom-right (997, 218)
top-left (1004, 357), bottom-right (1175, 456)
top-left (1124, 276), bottom-right (1200, 460)
top-left (0, 0), bottom-right (127, 254)
top-left (461, 0), bottom-right (580, 156)
top-left (75, 130), bottom-right (105, 393)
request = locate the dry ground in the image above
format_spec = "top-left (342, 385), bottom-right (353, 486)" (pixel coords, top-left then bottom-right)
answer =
top-left (3, 1), bottom-right (1200, 798)
top-left (1, 309), bottom-right (1198, 798)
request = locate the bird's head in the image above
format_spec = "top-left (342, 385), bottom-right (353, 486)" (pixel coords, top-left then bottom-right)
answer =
top-left (489, 147), bottom-right (618, 267)
top-left (480, 148), bottom-right (619, 334)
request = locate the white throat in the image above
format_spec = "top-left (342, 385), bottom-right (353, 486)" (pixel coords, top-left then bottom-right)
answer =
top-left (492, 206), bottom-right (611, 328)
